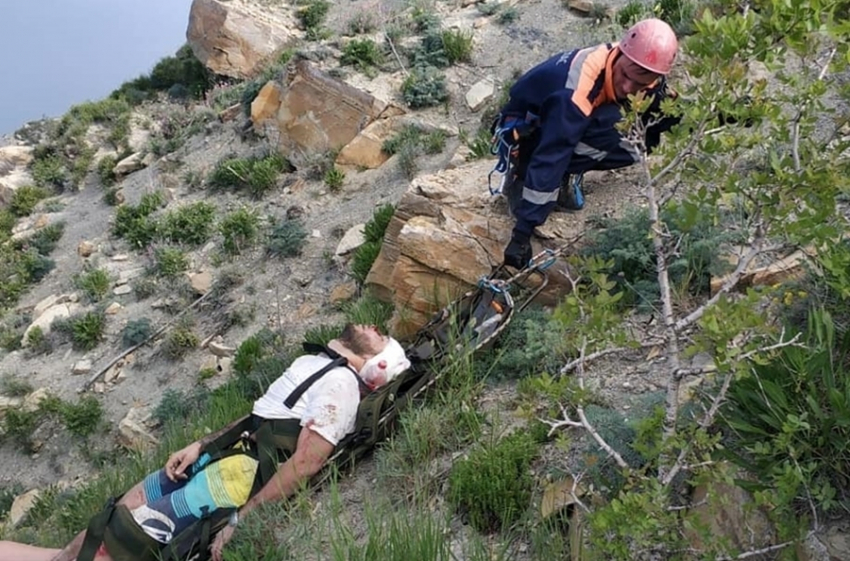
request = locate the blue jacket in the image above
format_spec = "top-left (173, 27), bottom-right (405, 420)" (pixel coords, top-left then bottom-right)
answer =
top-left (502, 44), bottom-right (623, 236)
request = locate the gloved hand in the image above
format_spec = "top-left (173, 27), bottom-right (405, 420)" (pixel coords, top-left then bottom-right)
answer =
top-left (503, 231), bottom-right (532, 269)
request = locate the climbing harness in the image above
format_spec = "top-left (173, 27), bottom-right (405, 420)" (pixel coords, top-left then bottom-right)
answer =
top-left (487, 112), bottom-right (540, 196)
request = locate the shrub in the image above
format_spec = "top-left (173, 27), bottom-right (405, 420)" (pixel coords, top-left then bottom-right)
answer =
top-left (363, 203), bottom-right (395, 243)
top-left (25, 325), bottom-right (52, 356)
top-left (31, 154), bottom-right (68, 190)
top-left (161, 202), bottom-right (216, 246)
top-left (720, 308), bottom-right (850, 516)
top-left (21, 222), bottom-right (65, 255)
top-left (448, 431), bottom-right (539, 532)
top-left (346, 11), bottom-right (377, 35)
top-left (67, 312), bottom-right (106, 351)
top-left (266, 219), bottom-right (308, 259)
top-left (153, 247), bottom-right (189, 278)
top-left (340, 39), bottom-right (385, 73)
top-left (162, 325), bottom-right (199, 360)
top-left (121, 318), bottom-right (153, 349)
top-left (1, 407), bottom-right (41, 449)
top-left (342, 292), bottom-right (393, 330)
top-left (0, 375), bottom-right (34, 398)
top-left (152, 386), bottom-right (211, 428)
top-left (581, 205), bottom-right (737, 309)
top-left (220, 208), bottom-right (260, 255)
top-left (96, 155), bottom-right (118, 187)
top-left (617, 0), bottom-right (650, 27)
top-left (298, 0), bottom-right (331, 40)
top-left (350, 241), bottom-right (382, 284)
top-left (0, 210), bottom-right (15, 241)
top-left (18, 251), bottom-right (55, 283)
top-left (440, 29), bottom-right (474, 64)
top-left (112, 192), bottom-right (164, 249)
top-left (112, 44), bottom-right (211, 104)
top-left (303, 324), bottom-right (344, 347)
top-left (73, 268), bottom-right (111, 302)
top-left (103, 188), bottom-right (121, 206)
top-left (401, 67), bottom-right (448, 108)
top-left (497, 6), bottom-right (520, 24)
top-left (60, 396), bottom-right (103, 438)
top-left (133, 278), bottom-right (158, 301)
top-left (9, 186), bottom-right (50, 217)
top-left (350, 204), bottom-right (394, 284)
top-left (324, 167), bottom-right (346, 191)
top-left (208, 154), bottom-right (291, 199)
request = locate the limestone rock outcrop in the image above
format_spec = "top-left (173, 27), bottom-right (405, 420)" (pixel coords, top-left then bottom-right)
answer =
top-left (187, 0), bottom-right (301, 79)
top-left (251, 61), bottom-right (404, 165)
top-left (0, 145), bottom-right (34, 208)
top-left (365, 160), bottom-right (578, 336)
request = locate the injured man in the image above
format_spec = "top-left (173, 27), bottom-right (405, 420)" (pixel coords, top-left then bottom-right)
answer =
top-left (0, 324), bottom-right (410, 561)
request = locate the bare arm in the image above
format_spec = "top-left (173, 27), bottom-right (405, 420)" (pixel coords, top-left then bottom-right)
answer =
top-left (240, 424), bottom-right (334, 516)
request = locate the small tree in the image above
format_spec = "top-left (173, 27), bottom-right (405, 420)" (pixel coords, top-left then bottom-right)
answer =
top-left (541, 2), bottom-right (849, 557)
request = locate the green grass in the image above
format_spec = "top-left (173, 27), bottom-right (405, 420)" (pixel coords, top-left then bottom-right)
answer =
top-left (208, 154), bottom-right (292, 199)
top-left (9, 186), bottom-right (51, 217)
top-left (324, 167), bottom-right (346, 192)
top-left (440, 29), bottom-right (474, 64)
top-left (160, 201), bottom-right (217, 246)
top-left (153, 247), bottom-right (189, 278)
top-left (73, 268), bottom-right (111, 302)
top-left (340, 39), bottom-right (385, 74)
top-left (220, 207), bottom-right (261, 255)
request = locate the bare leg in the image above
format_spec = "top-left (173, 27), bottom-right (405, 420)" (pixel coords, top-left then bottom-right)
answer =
top-left (48, 480), bottom-right (148, 561)
top-left (0, 541), bottom-right (62, 561)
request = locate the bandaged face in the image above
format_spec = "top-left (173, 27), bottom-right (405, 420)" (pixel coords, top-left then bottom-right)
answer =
top-left (358, 337), bottom-right (410, 390)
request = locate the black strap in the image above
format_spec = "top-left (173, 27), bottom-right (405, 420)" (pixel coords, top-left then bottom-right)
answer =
top-left (283, 355), bottom-right (349, 409)
top-left (285, 344), bottom-right (371, 408)
top-left (77, 497), bottom-right (117, 561)
top-left (197, 507), bottom-right (213, 561)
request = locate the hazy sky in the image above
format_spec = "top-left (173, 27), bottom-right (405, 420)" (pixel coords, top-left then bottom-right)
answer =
top-left (0, 0), bottom-right (194, 134)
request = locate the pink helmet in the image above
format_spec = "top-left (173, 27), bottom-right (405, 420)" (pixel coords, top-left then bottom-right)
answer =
top-left (619, 18), bottom-right (678, 75)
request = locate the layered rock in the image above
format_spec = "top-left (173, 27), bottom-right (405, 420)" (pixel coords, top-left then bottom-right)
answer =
top-left (365, 159), bottom-right (581, 336)
top-left (250, 61), bottom-right (404, 168)
top-left (187, 0), bottom-right (301, 78)
top-left (0, 145), bottom-right (34, 208)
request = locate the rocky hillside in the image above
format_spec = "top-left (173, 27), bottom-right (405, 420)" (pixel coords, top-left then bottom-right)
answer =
top-left (1, 0), bottom-right (848, 558)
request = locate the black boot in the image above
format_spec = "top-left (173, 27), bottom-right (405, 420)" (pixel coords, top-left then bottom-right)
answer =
top-left (554, 173), bottom-right (585, 212)
top-left (503, 174), bottom-right (525, 219)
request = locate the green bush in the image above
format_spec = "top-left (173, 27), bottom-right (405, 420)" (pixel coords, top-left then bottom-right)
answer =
top-left (364, 204), bottom-right (395, 244)
top-left (20, 222), bottom-right (65, 256)
top-left (266, 218), bottom-right (308, 259)
top-left (153, 247), bottom-right (189, 278)
top-left (112, 192), bottom-right (164, 249)
top-left (341, 292), bottom-right (394, 330)
top-left (25, 326), bottom-right (52, 356)
top-left (1, 407), bottom-right (41, 450)
top-left (581, 205), bottom-right (737, 309)
top-left (720, 308), bottom-right (850, 516)
top-left (74, 269), bottom-right (111, 302)
top-left (161, 202), bottom-right (216, 246)
top-left (324, 167), bottom-right (346, 191)
top-left (208, 154), bottom-right (291, 199)
top-left (96, 155), bottom-right (118, 187)
top-left (18, 250), bottom-right (55, 283)
top-left (66, 312), bottom-right (106, 351)
top-left (0, 375), bottom-right (34, 398)
top-left (497, 6), bottom-right (520, 24)
top-left (0, 210), bottom-right (15, 241)
top-left (616, 0), bottom-right (650, 27)
top-left (303, 324), bottom-right (344, 347)
top-left (112, 44), bottom-right (212, 104)
top-left (401, 67), bottom-right (449, 109)
top-left (162, 325), bottom-right (199, 360)
top-left (440, 29), bottom-right (474, 64)
top-left (121, 318), bottom-right (153, 349)
top-left (448, 431), bottom-right (539, 532)
top-left (152, 386), bottom-right (211, 428)
top-left (341, 39), bottom-right (385, 73)
top-left (346, 11), bottom-right (378, 35)
top-left (9, 186), bottom-right (50, 217)
top-left (298, 0), bottom-right (331, 40)
top-left (350, 204), bottom-right (395, 284)
top-left (60, 396), bottom-right (103, 438)
top-left (31, 154), bottom-right (68, 190)
top-left (220, 208), bottom-right (260, 255)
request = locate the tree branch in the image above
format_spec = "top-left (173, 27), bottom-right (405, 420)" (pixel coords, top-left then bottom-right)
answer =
top-left (544, 340), bottom-right (630, 470)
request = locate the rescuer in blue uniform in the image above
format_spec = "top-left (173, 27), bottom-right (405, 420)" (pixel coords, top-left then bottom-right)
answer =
top-left (494, 18), bottom-right (681, 269)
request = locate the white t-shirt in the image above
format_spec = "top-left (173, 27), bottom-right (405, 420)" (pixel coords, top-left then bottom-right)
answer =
top-left (251, 354), bottom-right (360, 446)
